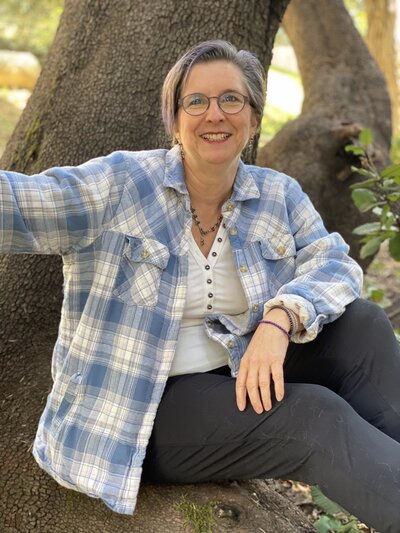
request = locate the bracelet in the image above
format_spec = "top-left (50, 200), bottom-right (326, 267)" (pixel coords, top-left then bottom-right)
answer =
top-left (258, 320), bottom-right (290, 341)
top-left (269, 305), bottom-right (299, 337)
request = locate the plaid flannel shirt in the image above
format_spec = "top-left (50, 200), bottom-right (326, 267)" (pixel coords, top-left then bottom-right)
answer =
top-left (0, 145), bottom-right (362, 514)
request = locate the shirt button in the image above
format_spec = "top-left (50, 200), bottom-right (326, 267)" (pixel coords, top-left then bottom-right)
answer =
top-left (208, 293), bottom-right (213, 298)
top-left (205, 265), bottom-right (210, 270)
top-left (141, 249), bottom-right (150, 259)
top-left (252, 303), bottom-right (259, 312)
top-left (227, 340), bottom-right (234, 349)
top-left (211, 252), bottom-right (217, 257)
top-left (239, 265), bottom-right (248, 273)
top-left (207, 304), bottom-right (213, 310)
top-left (226, 203), bottom-right (234, 212)
top-left (229, 228), bottom-right (238, 236)
top-left (277, 245), bottom-right (286, 256)
top-left (217, 237), bottom-right (222, 243)
top-left (207, 278), bottom-right (212, 284)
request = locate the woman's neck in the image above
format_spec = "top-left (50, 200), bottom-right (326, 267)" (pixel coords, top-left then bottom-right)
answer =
top-left (183, 157), bottom-right (239, 208)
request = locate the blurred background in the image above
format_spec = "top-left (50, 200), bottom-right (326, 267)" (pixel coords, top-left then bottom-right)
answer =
top-left (3, 0), bottom-right (399, 158)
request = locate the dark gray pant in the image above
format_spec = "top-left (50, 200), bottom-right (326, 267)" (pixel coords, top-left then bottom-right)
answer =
top-left (142, 299), bottom-right (400, 533)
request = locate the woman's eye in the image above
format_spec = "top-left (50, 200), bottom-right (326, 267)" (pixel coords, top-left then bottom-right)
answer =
top-left (222, 93), bottom-right (240, 103)
top-left (188, 95), bottom-right (204, 106)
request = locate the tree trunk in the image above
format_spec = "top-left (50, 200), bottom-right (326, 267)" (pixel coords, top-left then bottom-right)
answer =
top-left (365, 0), bottom-right (400, 134)
top-left (258, 0), bottom-right (392, 269)
top-left (0, 1), bottom-right (317, 531)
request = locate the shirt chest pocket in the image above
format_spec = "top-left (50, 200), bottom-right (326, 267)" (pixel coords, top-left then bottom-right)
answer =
top-left (259, 236), bottom-right (297, 291)
top-left (113, 236), bottom-right (170, 308)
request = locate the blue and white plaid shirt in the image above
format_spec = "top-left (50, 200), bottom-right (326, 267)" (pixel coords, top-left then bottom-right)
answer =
top-left (0, 145), bottom-right (362, 514)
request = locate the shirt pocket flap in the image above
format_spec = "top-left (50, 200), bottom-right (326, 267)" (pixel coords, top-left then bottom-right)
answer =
top-left (125, 236), bottom-right (170, 270)
top-left (260, 234), bottom-right (296, 260)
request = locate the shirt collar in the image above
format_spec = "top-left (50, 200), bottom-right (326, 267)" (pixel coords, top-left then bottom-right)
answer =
top-left (163, 144), bottom-right (260, 201)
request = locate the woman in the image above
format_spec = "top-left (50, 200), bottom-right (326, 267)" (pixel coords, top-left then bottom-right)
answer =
top-left (1, 40), bottom-right (399, 532)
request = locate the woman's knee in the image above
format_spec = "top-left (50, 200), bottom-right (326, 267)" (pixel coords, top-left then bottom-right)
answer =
top-left (280, 384), bottom-right (356, 441)
top-left (323, 298), bottom-right (394, 350)
top-left (344, 298), bottom-right (388, 327)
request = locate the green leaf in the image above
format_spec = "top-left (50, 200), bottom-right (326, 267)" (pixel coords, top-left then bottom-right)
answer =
top-left (384, 214), bottom-right (396, 229)
top-left (351, 188), bottom-right (378, 211)
top-left (381, 163), bottom-right (400, 179)
top-left (360, 237), bottom-right (381, 259)
top-left (366, 289), bottom-right (392, 308)
top-left (380, 205), bottom-right (390, 222)
top-left (352, 222), bottom-right (381, 235)
top-left (339, 521), bottom-right (362, 533)
top-left (382, 178), bottom-right (395, 187)
top-left (349, 167), bottom-right (377, 179)
top-left (310, 486), bottom-right (348, 515)
top-left (314, 515), bottom-right (343, 533)
top-left (389, 233), bottom-right (400, 260)
top-left (366, 287), bottom-right (385, 303)
top-left (344, 145), bottom-right (364, 155)
top-left (349, 177), bottom-right (377, 189)
top-left (387, 193), bottom-right (400, 202)
top-left (359, 128), bottom-right (373, 146)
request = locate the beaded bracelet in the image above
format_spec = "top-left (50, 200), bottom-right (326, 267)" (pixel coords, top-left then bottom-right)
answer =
top-left (258, 320), bottom-right (290, 341)
top-left (269, 305), bottom-right (299, 337)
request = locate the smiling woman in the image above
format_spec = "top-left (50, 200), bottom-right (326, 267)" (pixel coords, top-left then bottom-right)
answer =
top-left (173, 60), bottom-right (258, 217)
top-left (0, 39), bottom-right (399, 533)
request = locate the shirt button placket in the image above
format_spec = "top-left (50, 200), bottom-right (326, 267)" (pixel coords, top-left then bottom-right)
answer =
top-left (205, 263), bottom-right (213, 310)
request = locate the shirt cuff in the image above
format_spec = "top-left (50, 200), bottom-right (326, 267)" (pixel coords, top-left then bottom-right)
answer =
top-left (263, 295), bottom-right (326, 343)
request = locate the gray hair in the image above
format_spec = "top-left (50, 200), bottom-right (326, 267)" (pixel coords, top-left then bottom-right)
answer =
top-left (161, 40), bottom-right (266, 142)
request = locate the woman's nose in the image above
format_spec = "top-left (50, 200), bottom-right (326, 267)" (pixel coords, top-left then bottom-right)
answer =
top-left (205, 98), bottom-right (225, 121)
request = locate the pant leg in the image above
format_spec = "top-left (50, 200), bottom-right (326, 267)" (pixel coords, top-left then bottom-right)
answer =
top-left (142, 370), bottom-right (400, 533)
top-left (285, 298), bottom-right (400, 441)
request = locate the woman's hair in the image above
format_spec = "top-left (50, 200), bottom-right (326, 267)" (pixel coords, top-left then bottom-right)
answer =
top-left (161, 40), bottom-right (266, 142)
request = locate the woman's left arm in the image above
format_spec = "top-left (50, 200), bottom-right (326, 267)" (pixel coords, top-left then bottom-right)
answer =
top-left (264, 177), bottom-right (363, 342)
top-left (236, 176), bottom-right (363, 414)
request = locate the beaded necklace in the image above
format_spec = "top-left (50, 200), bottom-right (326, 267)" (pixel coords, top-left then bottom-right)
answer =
top-left (190, 206), bottom-right (223, 246)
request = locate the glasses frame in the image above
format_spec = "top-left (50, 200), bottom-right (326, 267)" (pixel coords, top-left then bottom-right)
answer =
top-left (178, 91), bottom-right (250, 116)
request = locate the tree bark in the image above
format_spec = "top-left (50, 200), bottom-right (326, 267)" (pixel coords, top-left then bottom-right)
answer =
top-left (365, 0), bottom-right (400, 134)
top-left (258, 0), bottom-right (392, 268)
top-left (0, 1), bottom-right (317, 531)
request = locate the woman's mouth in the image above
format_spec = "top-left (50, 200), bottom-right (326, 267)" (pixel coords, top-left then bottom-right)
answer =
top-left (201, 133), bottom-right (231, 142)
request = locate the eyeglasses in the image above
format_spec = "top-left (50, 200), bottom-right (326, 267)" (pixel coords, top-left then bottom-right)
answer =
top-left (178, 91), bottom-right (250, 116)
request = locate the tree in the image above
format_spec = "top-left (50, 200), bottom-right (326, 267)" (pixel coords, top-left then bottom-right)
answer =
top-left (258, 0), bottom-right (392, 268)
top-left (1, 1), bottom-right (318, 532)
top-left (365, 0), bottom-right (400, 134)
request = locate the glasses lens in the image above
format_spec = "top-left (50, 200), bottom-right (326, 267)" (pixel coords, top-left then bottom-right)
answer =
top-left (219, 92), bottom-right (245, 114)
top-left (182, 94), bottom-right (209, 115)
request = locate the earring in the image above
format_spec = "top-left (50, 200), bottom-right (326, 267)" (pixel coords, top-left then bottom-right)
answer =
top-left (177, 140), bottom-right (185, 160)
top-left (248, 135), bottom-right (255, 150)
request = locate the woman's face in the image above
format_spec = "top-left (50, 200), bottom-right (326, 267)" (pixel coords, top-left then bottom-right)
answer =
top-left (174, 60), bottom-right (258, 171)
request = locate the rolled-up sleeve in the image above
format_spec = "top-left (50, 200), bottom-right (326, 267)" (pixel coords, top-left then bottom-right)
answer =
top-left (263, 178), bottom-right (363, 342)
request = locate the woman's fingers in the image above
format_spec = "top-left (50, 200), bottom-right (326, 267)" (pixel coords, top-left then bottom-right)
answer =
top-left (246, 364), bottom-right (264, 414)
top-left (258, 364), bottom-right (272, 411)
top-left (271, 360), bottom-right (285, 402)
top-left (235, 365), bottom-right (248, 411)
top-left (236, 357), bottom-right (285, 414)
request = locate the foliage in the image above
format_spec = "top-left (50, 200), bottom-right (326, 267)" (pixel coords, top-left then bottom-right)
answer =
top-left (260, 104), bottom-right (296, 145)
top-left (175, 495), bottom-right (219, 533)
top-left (0, 0), bottom-right (64, 60)
top-left (343, 0), bottom-right (367, 36)
top-left (345, 128), bottom-right (400, 261)
top-left (311, 486), bottom-right (361, 533)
